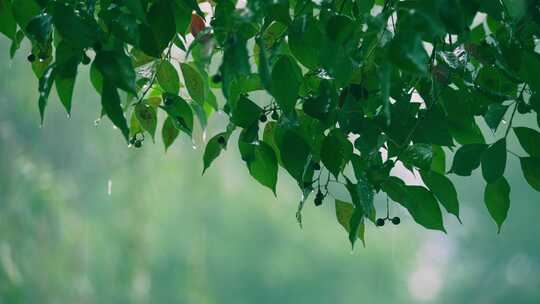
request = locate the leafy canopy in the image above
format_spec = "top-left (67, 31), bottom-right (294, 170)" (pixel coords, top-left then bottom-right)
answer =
top-left (2, 0), bottom-right (540, 248)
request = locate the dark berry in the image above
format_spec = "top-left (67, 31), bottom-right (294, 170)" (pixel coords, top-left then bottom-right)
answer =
top-left (376, 218), bottom-right (385, 227)
top-left (259, 114), bottom-right (267, 123)
top-left (314, 197), bottom-right (323, 206)
top-left (134, 140), bottom-right (142, 148)
top-left (313, 162), bottom-right (321, 170)
top-left (271, 111), bottom-right (279, 120)
top-left (129, 136), bottom-right (136, 145)
top-left (211, 74), bottom-right (222, 83)
top-left (164, 97), bottom-right (173, 106)
top-left (27, 53), bottom-right (36, 62)
top-left (81, 54), bottom-right (91, 65)
top-left (217, 136), bottom-right (226, 145)
top-left (391, 217), bottom-right (401, 225)
top-left (517, 101), bottom-right (531, 114)
top-left (93, 42), bottom-right (102, 51)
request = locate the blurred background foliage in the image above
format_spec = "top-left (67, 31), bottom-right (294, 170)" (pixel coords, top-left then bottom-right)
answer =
top-left (1, 39), bottom-right (539, 304)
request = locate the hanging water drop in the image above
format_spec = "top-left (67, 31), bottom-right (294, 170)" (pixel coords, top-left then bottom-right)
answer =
top-left (107, 179), bottom-right (112, 195)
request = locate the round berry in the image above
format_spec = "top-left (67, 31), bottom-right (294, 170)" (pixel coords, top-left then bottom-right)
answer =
top-left (81, 54), bottom-right (91, 65)
top-left (391, 217), bottom-right (401, 225)
top-left (376, 218), bottom-right (385, 227)
top-left (164, 97), bottom-right (173, 106)
top-left (259, 114), bottom-right (267, 123)
top-left (27, 54), bottom-right (36, 62)
top-left (134, 140), bottom-right (142, 148)
top-left (129, 136), bottom-right (136, 145)
top-left (217, 136), bottom-right (226, 145)
top-left (211, 74), bottom-right (222, 83)
top-left (517, 101), bottom-right (531, 114)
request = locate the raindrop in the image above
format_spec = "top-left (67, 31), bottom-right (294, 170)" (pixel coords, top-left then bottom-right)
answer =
top-left (93, 118), bottom-right (101, 126)
top-left (501, 119), bottom-right (507, 124)
top-left (107, 179), bottom-right (112, 195)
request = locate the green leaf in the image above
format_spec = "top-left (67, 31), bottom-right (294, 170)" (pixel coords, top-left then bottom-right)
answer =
top-left (382, 178), bottom-right (446, 232)
top-left (481, 139), bottom-right (507, 183)
top-left (160, 93), bottom-right (194, 137)
top-left (122, 0), bottom-right (145, 20)
top-left (484, 103), bottom-right (508, 132)
top-left (271, 55), bottom-right (302, 113)
top-left (38, 64), bottom-right (56, 124)
top-left (138, 0), bottom-right (176, 57)
top-left (275, 128), bottom-right (310, 183)
top-left (94, 51), bottom-right (137, 95)
top-left (389, 32), bottom-right (429, 75)
top-left (181, 62), bottom-right (206, 105)
top-left (162, 116), bottom-right (179, 152)
top-left (135, 103), bottom-right (158, 140)
top-left (402, 186), bottom-right (446, 232)
top-left (521, 52), bottom-right (540, 93)
top-left (49, 2), bottom-right (100, 48)
top-left (484, 177), bottom-right (511, 233)
top-left (11, 0), bottom-right (40, 29)
top-left (54, 41), bottom-right (81, 114)
top-left (420, 170), bottom-right (460, 222)
top-left (431, 145), bottom-right (446, 174)
top-left (476, 65), bottom-right (516, 96)
top-left (321, 129), bottom-right (353, 177)
top-left (203, 133), bottom-right (227, 174)
top-left (345, 177), bottom-right (375, 223)
top-left (335, 200), bottom-right (365, 248)
top-left (179, 0), bottom-right (203, 16)
top-left (231, 96), bottom-right (262, 128)
top-left (25, 12), bottom-right (52, 45)
top-left (101, 83), bottom-right (129, 141)
top-left (514, 127), bottom-right (540, 157)
top-left (288, 15), bottom-right (323, 69)
top-left (157, 60), bottom-right (180, 94)
top-left (247, 142), bottom-right (278, 194)
top-left (520, 157), bottom-right (540, 192)
top-left (349, 205), bottom-right (364, 249)
top-left (401, 143), bottom-right (433, 170)
top-left (450, 144), bottom-right (488, 176)
top-left (0, 0), bottom-right (17, 40)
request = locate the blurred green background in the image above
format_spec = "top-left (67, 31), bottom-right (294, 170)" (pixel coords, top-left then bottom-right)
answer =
top-left (1, 39), bottom-right (539, 304)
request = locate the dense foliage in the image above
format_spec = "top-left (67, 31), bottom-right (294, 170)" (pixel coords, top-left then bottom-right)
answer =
top-left (1, 0), bottom-right (540, 247)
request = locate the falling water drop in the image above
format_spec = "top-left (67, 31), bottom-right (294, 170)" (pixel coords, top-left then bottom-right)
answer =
top-left (501, 119), bottom-right (507, 124)
top-left (94, 118), bottom-right (101, 126)
top-left (107, 179), bottom-right (112, 196)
